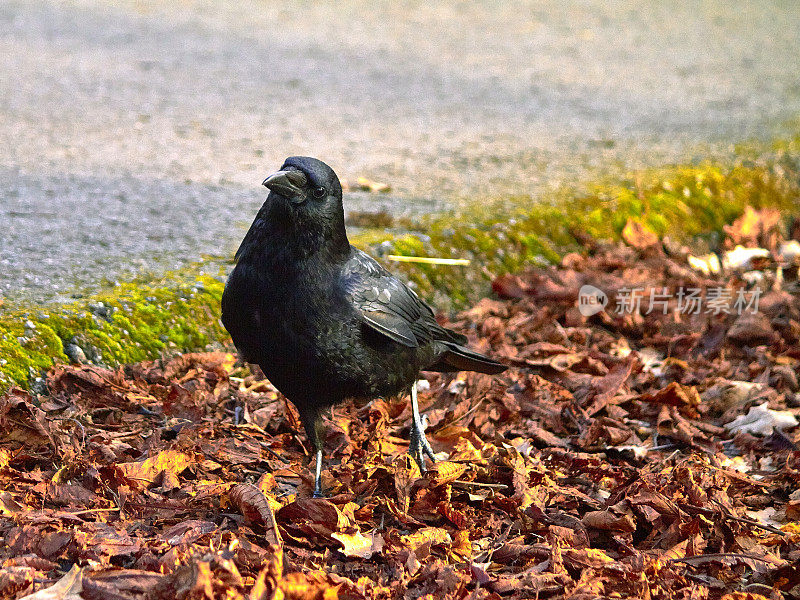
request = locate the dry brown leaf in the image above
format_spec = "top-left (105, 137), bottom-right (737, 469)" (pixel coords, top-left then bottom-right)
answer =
top-left (449, 530), bottom-right (472, 559)
top-left (230, 484), bottom-right (282, 546)
top-left (248, 545), bottom-right (283, 600)
top-left (19, 565), bottom-right (83, 600)
top-left (639, 382), bottom-right (702, 417)
top-left (393, 454), bottom-right (420, 514)
top-left (561, 547), bottom-right (615, 568)
top-left (423, 461), bottom-right (467, 487)
top-left (116, 450), bottom-right (193, 489)
top-left (277, 497), bottom-right (349, 540)
top-left (581, 510), bottom-right (636, 533)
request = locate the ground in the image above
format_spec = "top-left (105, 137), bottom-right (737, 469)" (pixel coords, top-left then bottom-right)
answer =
top-left (2, 0), bottom-right (800, 301)
top-left (2, 212), bottom-right (800, 599)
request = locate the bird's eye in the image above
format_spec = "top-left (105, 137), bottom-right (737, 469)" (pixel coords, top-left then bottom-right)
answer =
top-left (312, 186), bottom-right (326, 199)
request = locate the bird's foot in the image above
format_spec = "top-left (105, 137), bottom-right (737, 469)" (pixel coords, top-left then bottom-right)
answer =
top-left (409, 414), bottom-right (437, 474)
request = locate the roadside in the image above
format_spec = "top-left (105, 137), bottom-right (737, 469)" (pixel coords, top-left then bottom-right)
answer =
top-left (2, 0), bottom-right (800, 302)
top-left (2, 131), bottom-right (799, 391)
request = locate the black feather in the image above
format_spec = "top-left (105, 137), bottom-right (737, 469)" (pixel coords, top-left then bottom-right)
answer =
top-left (221, 156), bottom-right (506, 461)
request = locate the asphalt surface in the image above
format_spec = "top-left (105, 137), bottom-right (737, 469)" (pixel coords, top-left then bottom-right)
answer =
top-left (2, 0), bottom-right (799, 302)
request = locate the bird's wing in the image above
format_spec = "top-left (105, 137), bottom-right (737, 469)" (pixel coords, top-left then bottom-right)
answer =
top-left (341, 248), bottom-right (465, 348)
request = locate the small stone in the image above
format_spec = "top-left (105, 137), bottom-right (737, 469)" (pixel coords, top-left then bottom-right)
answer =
top-left (727, 312), bottom-right (775, 346)
top-left (448, 378), bottom-right (466, 395)
top-left (25, 320), bottom-right (36, 329)
top-left (376, 241), bottom-right (394, 256)
top-left (89, 302), bottom-right (114, 321)
top-left (773, 365), bottom-right (799, 391)
top-left (64, 343), bottom-right (88, 364)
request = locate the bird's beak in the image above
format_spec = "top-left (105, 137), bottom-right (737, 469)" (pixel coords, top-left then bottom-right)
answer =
top-left (262, 169), bottom-right (307, 203)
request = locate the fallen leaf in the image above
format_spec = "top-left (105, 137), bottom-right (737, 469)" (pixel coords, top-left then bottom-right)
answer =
top-left (581, 510), bottom-right (636, 533)
top-left (400, 527), bottom-right (452, 552)
top-left (331, 530), bottom-right (383, 559)
top-left (230, 484), bottom-right (282, 546)
top-left (622, 218), bottom-right (659, 250)
top-left (19, 565), bottom-right (82, 600)
top-left (725, 402), bottom-right (799, 435)
top-left (116, 450), bottom-right (193, 489)
top-left (423, 461), bottom-right (467, 487)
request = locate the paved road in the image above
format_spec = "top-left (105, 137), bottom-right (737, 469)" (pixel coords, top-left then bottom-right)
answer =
top-left (2, 0), bottom-right (799, 302)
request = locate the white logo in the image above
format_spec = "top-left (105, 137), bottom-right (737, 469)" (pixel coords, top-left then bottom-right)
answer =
top-left (578, 284), bottom-right (608, 317)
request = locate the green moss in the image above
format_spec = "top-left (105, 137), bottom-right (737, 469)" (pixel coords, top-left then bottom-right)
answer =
top-left (0, 270), bottom-right (227, 391)
top-left (352, 137), bottom-right (800, 309)
top-left (4, 133), bottom-right (800, 391)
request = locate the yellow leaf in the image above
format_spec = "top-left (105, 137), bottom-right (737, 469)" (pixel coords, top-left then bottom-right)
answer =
top-left (331, 530), bottom-right (383, 559)
top-left (401, 527), bottom-right (452, 552)
top-left (116, 450), bottom-right (193, 488)
top-left (622, 218), bottom-right (659, 250)
top-left (450, 530), bottom-right (472, 559)
top-left (424, 461), bottom-right (467, 487)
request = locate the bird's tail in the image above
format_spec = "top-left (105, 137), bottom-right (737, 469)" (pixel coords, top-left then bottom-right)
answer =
top-left (429, 341), bottom-right (507, 374)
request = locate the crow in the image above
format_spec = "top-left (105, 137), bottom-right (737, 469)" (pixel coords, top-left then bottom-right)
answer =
top-left (221, 156), bottom-right (506, 496)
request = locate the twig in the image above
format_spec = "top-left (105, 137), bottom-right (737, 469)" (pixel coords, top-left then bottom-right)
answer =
top-left (68, 418), bottom-right (86, 447)
top-left (452, 480), bottom-right (508, 489)
top-left (67, 507), bottom-right (120, 515)
top-left (263, 444), bottom-right (290, 464)
top-left (683, 503), bottom-right (787, 536)
top-left (452, 397), bottom-right (485, 424)
top-left (725, 514), bottom-right (787, 536)
top-left (387, 255), bottom-right (470, 266)
top-left (670, 552), bottom-right (780, 566)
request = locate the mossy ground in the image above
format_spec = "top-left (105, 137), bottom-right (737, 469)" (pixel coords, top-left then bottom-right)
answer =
top-left (0, 272), bottom-right (228, 391)
top-left (3, 134), bottom-right (800, 391)
top-left (356, 134), bottom-right (800, 308)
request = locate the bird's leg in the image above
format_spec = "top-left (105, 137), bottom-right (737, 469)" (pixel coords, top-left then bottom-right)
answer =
top-left (409, 382), bottom-right (437, 472)
top-left (313, 447), bottom-right (324, 498)
top-left (298, 405), bottom-right (326, 498)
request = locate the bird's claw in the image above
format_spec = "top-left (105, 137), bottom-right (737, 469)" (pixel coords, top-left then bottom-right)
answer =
top-left (409, 413), bottom-right (437, 474)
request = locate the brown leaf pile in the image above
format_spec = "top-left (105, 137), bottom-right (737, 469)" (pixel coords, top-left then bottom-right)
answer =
top-left (3, 214), bottom-right (800, 599)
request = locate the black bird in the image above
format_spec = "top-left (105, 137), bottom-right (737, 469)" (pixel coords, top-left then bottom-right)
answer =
top-left (221, 156), bottom-right (506, 496)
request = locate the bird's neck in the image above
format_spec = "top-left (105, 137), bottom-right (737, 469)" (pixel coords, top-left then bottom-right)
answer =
top-left (244, 203), bottom-right (350, 268)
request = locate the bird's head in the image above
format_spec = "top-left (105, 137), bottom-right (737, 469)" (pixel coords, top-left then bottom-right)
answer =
top-left (263, 156), bottom-right (343, 210)
top-left (256, 156), bottom-right (348, 256)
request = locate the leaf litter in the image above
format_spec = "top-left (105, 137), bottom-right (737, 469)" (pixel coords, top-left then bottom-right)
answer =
top-left (2, 210), bottom-right (800, 599)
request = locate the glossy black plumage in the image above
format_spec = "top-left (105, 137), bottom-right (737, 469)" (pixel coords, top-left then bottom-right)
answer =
top-left (221, 156), bottom-right (506, 494)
